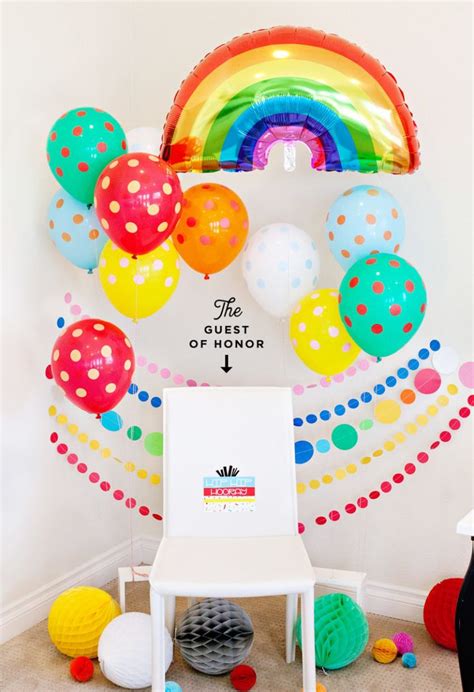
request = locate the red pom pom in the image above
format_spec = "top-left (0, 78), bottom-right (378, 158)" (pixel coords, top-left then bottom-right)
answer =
top-left (423, 578), bottom-right (463, 651)
top-left (70, 656), bottom-right (94, 682)
top-left (230, 664), bottom-right (257, 691)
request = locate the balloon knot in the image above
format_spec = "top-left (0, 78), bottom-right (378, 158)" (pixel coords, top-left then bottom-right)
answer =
top-left (132, 255), bottom-right (138, 260)
top-left (132, 318), bottom-right (138, 324)
top-left (326, 376), bottom-right (331, 383)
top-left (87, 203), bottom-right (92, 210)
top-left (87, 268), bottom-right (93, 275)
top-left (204, 274), bottom-right (210, 280)
top-left (377, 356), bottom-right (382, 362)
top-left (95, 413), bottom-right (101, 419)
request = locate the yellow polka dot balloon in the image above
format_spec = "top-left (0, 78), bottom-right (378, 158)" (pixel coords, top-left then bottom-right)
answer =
top-left (99, 239), bottom-right (180, 320)
top-left (290, 288), bottom-right (360, 376)
top-left (48, 587), bottom-right (121, 658)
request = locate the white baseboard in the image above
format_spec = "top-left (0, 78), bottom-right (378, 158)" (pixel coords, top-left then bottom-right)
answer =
top-left (0, 536), bottom-right (145, 645)
top-left (0, 534), bottom-right (428, 644)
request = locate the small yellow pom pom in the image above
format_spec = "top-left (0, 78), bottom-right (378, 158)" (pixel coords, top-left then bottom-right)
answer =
top-left (48, 586), bottom-right (121, 658)
top-left (372, 637), bottom-right (398, 663)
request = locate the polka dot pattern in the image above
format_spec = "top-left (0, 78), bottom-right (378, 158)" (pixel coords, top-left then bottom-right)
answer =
top-left (242, 223), bottom-right (320, 318)
top-left (46, 107), bottom-right (127, 204)
top-left (95, 153), bottom-right (183, 256)
top-left (339, 253), bottom-right (427, 358)
top-left (48, 190), bottom-right (108, 272)
top-left (99, 239), bottom-right (180, 320)
top-left (326, 185), bottom-right (405, 270)
top-left (172, 183), bottom-right (248, 278)
top-left (50, 318), bottom-right (134, 415)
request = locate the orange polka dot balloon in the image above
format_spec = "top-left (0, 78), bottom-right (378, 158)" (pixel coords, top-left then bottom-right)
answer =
top-left (326, 185), bottom-right (405, 269)
top-left (94, 153), bottom-right (183, 257)
top-left (51, 319), bottom-right (135, 415)
top-left (172, 183), bottom-right (249, 278)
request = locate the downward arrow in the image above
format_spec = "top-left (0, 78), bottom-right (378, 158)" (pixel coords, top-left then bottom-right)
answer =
top-left (221, 354), bottom-right (232, 373)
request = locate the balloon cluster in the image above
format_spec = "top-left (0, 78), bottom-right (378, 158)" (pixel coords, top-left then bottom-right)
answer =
top-left (239, 186), bottom-right (426, 376)
top-left (46, 111), bottom-right (251, 413)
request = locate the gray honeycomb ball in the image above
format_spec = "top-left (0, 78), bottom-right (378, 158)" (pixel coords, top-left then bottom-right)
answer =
top-left (175, 598), bottom-right (254, 675)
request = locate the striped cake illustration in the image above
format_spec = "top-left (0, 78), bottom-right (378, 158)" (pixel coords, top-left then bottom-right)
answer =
top-left (203, 465), bottom-right (256, 512)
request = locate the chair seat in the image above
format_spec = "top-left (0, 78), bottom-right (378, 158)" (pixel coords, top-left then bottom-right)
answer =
top-left (149, 535), bottom-right (315, 598)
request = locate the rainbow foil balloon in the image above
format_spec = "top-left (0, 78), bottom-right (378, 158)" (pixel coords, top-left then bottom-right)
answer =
top-left (161, 27), bottom-right (420, 175)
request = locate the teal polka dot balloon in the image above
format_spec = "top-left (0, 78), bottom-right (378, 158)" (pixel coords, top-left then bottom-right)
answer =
top-left (339, 253), bottom-right (427, 358)
top-left (46, 107), bottom-right (127, 204)
top-left (296, 593), bottom-right (369, 670)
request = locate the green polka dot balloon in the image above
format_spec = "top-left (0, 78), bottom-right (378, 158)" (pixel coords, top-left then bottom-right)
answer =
top-left (339, 253), bottom-right (427, 358)
top-left (46, 107), bottom-right (127, 204)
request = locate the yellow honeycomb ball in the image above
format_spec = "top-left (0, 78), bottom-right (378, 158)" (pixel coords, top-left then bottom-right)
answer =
top-left (48, 586), bottom-right (121, 658)
top-left (372, 637), bottom-right (398, 663)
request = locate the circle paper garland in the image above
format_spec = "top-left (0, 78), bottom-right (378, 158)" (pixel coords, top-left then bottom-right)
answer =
top-left (48, 405), bottom-right (161, 485)
top-left (311, 395), bottom-right (473, 525)
top-left (293, 340), bottom-right (441, 426)
top-left (296, 385), bottom-right (459, 492)
top-left (50, 431), bottom-right (162, 520)
top-left (61, 291), bottom-right (376, 392)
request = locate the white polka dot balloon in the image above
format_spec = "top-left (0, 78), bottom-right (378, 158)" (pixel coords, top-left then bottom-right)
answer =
top-left (242, 223), bottom-right (320, 318)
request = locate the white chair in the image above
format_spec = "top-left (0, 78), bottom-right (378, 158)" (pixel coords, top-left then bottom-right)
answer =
top-left (149, 387), bottom-right (316, 691)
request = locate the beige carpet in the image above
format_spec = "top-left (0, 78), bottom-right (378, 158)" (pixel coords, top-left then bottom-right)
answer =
top-left (0, 578), bottom-right (461, 691)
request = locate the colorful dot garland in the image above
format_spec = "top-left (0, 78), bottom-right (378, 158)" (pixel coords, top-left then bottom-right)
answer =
top-left (48, 405), bottom-right (161, 484)
top-left (308, 395), bottom-right (473, 527)
top-left (296, 385), bottom-right (459, 491)
top-left (293, 340), bottom-right (441, 427)
top-left (294, 375), bottom-right (447, 463)
top-left (49, 431), bottom-right (162, 520)
top-left (291, 356), bottom-right (379, 396)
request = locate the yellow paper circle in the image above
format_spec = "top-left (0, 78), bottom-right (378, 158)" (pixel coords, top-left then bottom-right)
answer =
top-left (289, 289), bottom-right (360, 376)
top-left (48, 586), bottom-right (121, 658)
top-left (99, 239), bottom-right (180, 320)
top-left (374, 399), bottom-right (401, 424)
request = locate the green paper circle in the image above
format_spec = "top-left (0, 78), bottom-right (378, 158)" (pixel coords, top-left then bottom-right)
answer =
top-left (144, 432), bottom-right (163, 456)
top-left (296, 593), bottom-right (369, 669)
top-left (46, 107), bottom-right (127, 204)
top-left (359, 418), bottom-right (374, 431)
top-left (127, 425), bottom-right (142, 441)
top-left (339, 253), bottom-right (427, 358)
top-left (331, 424), bottom-right (358, 450)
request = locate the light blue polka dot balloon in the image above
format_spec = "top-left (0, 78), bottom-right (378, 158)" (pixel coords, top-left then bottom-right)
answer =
top-left (326, 185), bottom-right (405, 270)
top-left (242, 223), bottom-right (320, 318)
top-left (48, 189), bottom-right (108, 272)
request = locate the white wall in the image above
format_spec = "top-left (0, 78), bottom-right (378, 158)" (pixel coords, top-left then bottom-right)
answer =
top-left (1, 1), bottom-right (472, 625)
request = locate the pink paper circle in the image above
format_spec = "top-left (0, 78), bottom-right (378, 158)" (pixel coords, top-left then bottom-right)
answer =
top-left (414, 368), bottom-right (441, 394)
top-left (70, 304), bottom-right (81, 315)
top-left (293, 384), bottom-right (304, 395)
top-left (161, 368), bottom-right (170, 379)
top-left (320, 377), bottom-right (330, 388)
top-left (137, 355), bottom-right (147, 367)
top-left (64, 292), bottom-right (72, 304)
top-left (333, 373), bottom-right (344, 383)
top-left (358, 359), bottom-right (369, 371)
top-left (346, 366), bottom-right (357, 377)
top-left (173, 374), bottom-right (184, 385)
top-left (147, 363), bottom-right (158, 374)
top-left (459, 361), bottom-right (474, 389)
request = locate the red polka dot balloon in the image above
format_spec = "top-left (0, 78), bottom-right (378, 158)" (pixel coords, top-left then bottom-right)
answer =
top-left (338, 253), bottom-right (427, 358)
top-left (94, 153), bottom-right (183, 256)
top-left (51, 319), bottom-right (135, 415)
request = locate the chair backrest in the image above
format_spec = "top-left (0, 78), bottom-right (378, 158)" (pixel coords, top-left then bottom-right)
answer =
top-left (163, 387), bottom-right (297, 538)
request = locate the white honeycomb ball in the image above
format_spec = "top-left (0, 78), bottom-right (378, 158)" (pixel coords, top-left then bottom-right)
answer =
top-left (98, 612), bottom-right (172, 689)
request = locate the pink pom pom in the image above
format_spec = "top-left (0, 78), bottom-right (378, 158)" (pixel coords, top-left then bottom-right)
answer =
top-left (392, 631), bottom-right (414, 655)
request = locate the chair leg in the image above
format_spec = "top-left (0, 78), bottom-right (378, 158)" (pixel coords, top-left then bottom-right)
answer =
top-left (150, 588), bottom-right (166, 692)
top-left (301, 588), bottom-right (316, 692)
top-left (165, 595), bottom-right (176, 636)
top-left (285, 593), bottom-right (298, 663)
top-left (118, 573), bottom-right (126, 613)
